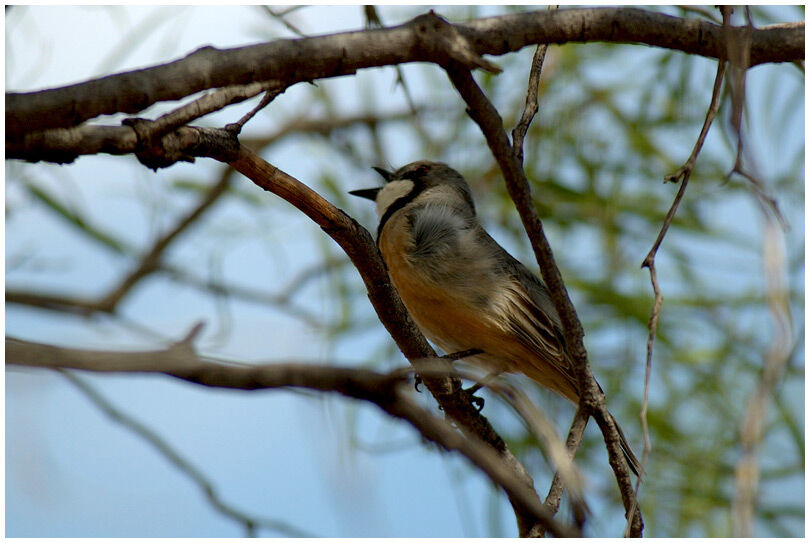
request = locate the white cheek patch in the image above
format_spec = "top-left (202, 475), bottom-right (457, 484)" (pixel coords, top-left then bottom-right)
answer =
top-left (376, 179), bottom-right (415, 218)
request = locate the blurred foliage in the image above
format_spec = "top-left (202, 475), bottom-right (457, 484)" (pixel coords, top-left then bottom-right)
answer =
top-left (6, 4), bottom-right (803, 537)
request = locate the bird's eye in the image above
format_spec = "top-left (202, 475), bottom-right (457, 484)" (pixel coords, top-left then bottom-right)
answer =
top-left (402, 164), bottom-right (429, 182)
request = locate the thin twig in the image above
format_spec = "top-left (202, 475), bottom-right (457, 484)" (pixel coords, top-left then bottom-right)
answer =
top-left (511, 5), bottom-right (557, 164)
top-left (128, 82), bottom-right (283, 145)
top-left (536, 406), bottom-right (589, 537)
top-left (509, 10), bottom-right (594, 527)
top-left (57, 369), bottom-right (317, 537)
top-left (227, 86), bottom-right (287, 135)
top-left (262, 5), bottom-right (307, 38)
top-left (633, 43), bottom-right (728, 538)
top-left (511, 41), bottom-right (549, 165)
top-left (509, 14), bottom-right (596, 531)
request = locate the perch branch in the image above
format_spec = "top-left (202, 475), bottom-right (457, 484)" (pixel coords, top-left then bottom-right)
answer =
top-left (444, 62), bottom-right (643, 535)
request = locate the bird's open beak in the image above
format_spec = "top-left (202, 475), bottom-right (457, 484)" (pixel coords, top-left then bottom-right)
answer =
top-left (349, 167), bottom-right (393, 200)
top-left (371, 166), bottom-right (393, 182)
top-left (348, 187), bottom-right (381, 201)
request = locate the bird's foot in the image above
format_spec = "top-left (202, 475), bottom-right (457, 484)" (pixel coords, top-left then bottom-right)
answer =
top-left (462, 383), bottom-right (485, 411)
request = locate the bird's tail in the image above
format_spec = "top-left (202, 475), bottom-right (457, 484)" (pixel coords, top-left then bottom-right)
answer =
top-left (611, 413), bottom-right (642, 478)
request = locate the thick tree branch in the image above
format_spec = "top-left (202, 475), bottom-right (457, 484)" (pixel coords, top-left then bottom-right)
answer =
top-left (6, 336), bottom-right (579, 538)
top-left (6, 8), bottom-right (802, 137)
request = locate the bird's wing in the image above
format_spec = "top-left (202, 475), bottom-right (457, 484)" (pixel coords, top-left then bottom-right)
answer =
top-left (496, 248), bottom-right (581, 398)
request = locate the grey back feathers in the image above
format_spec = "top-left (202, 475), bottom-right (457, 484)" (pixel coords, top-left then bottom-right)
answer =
top-left (373, 161), bottom-right (564, 332)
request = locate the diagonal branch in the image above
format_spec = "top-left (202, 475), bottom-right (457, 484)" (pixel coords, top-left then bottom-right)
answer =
top-left (224, 145), bottom-right (555, 537)
top-left (508, 9), bottom-right (596, 524)
top-left (443, 62), bottom-right (643, 535)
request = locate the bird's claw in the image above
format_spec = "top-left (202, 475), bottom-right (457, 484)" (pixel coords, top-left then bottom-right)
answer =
top-left (463, 384), bottom-right (485, 411)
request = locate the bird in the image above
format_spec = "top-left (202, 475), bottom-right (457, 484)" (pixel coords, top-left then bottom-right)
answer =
top-left (350, 160), bottom-right (640, 476)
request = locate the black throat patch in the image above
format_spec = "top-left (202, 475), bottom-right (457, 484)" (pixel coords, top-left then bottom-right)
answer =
top-left (376, 178), bottom-right (425, 243)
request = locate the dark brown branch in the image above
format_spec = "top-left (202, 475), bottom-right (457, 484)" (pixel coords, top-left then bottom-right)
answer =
top-left (6, 83), bottom-right (279, 164)
top-left (6, 336), bottom-right (580, 538)
top-left (443, 63), bottom-right (642, 535)
top-left (509, 14), bottom-right (593, 529)
top-left (511, 5), bottom-right (557, 165)
top-left (6, 8), bottom-right (802, 136)
top-left (224, 146), bottom-right (557, 537)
